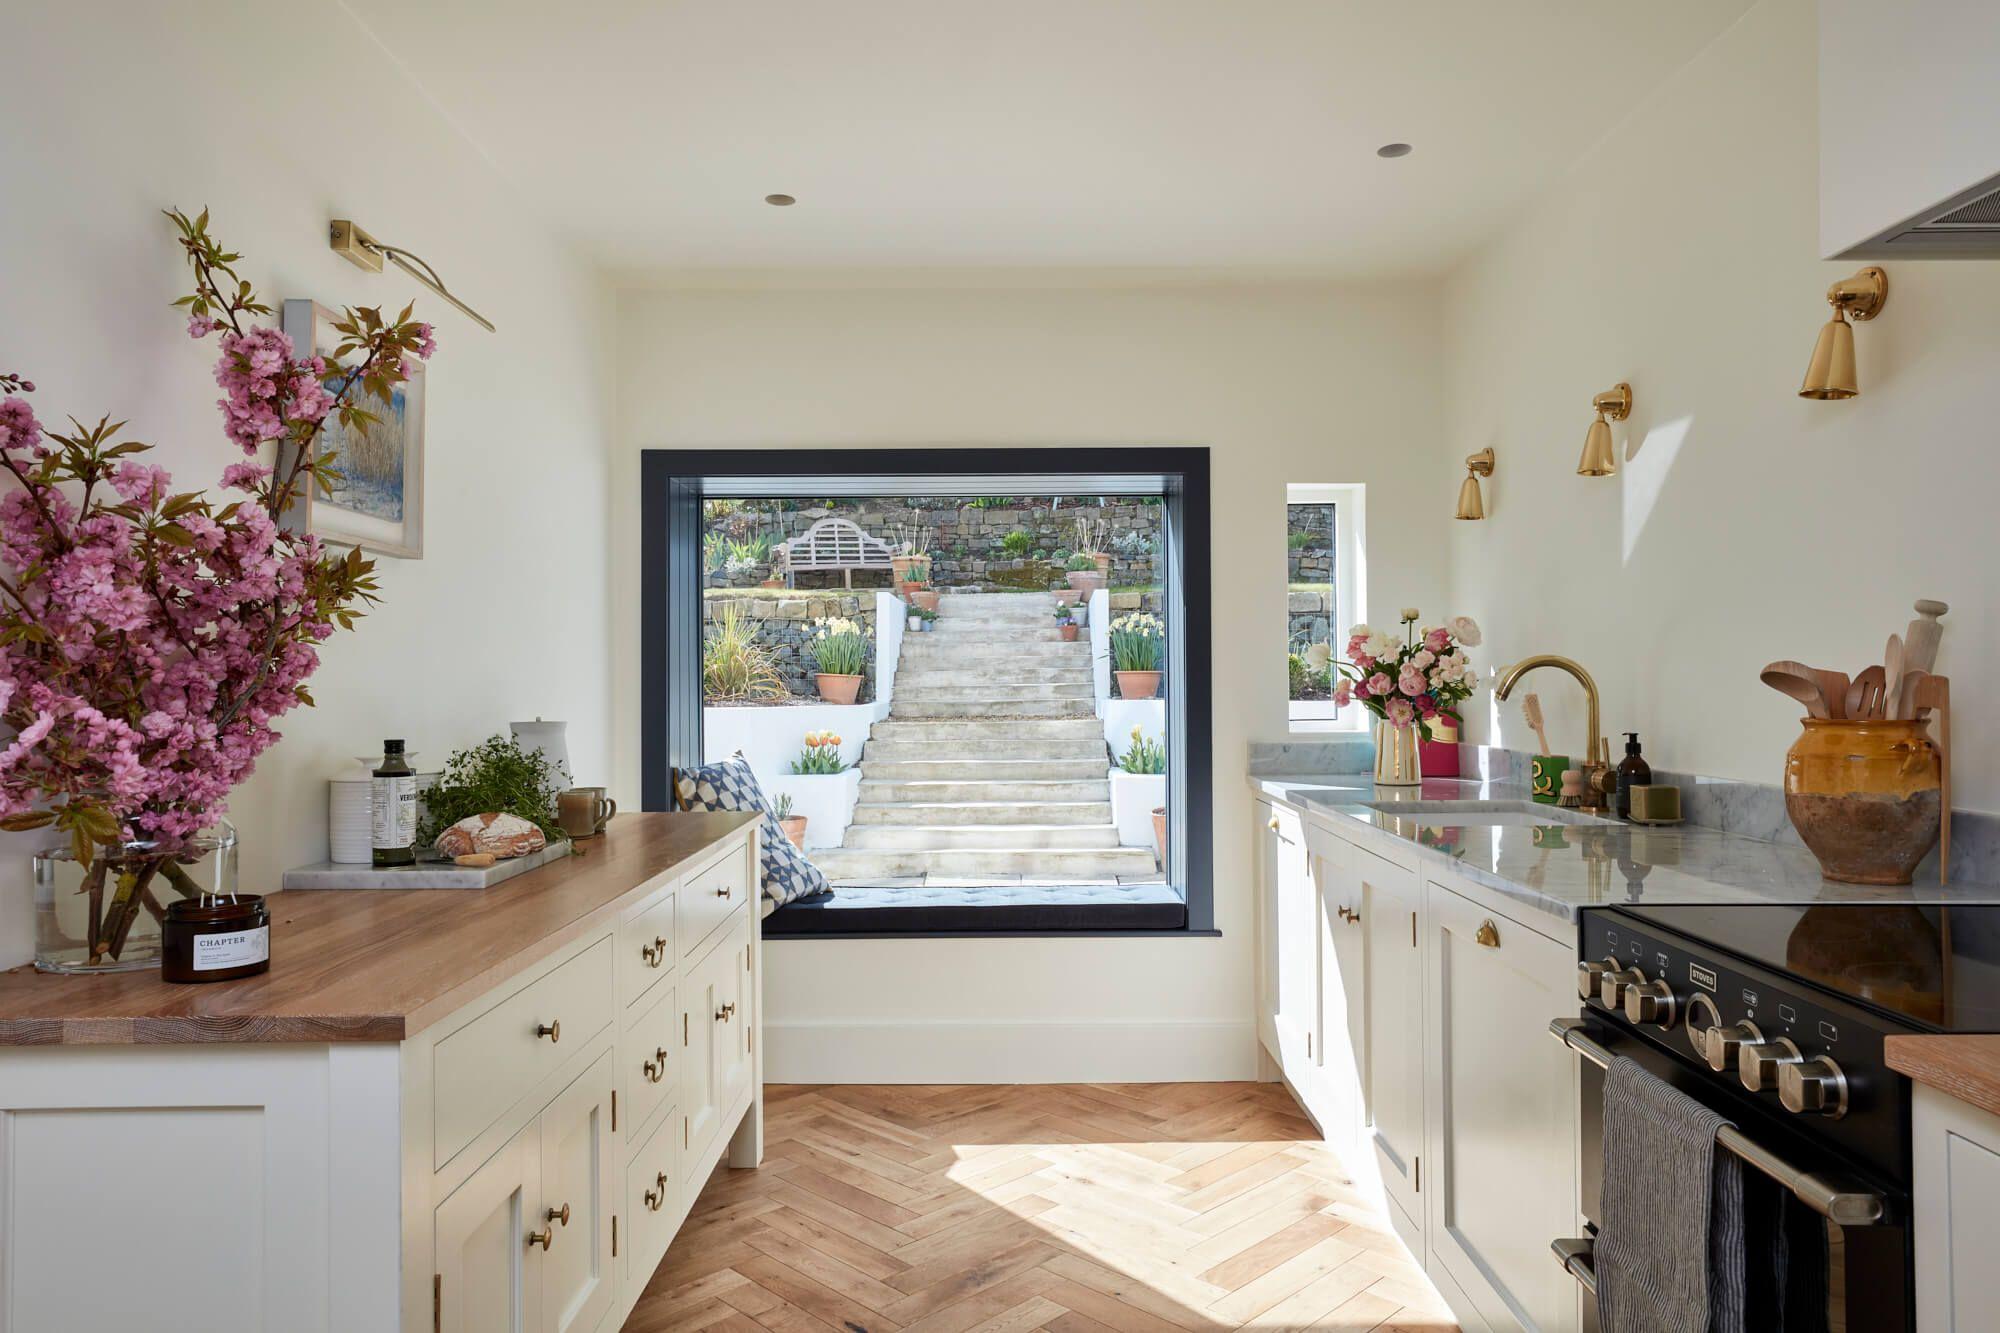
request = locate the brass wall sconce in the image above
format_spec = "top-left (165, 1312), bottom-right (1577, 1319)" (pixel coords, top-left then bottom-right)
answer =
top-left (1455, 447), bottom-right (1495, 520)
top-left (1800, 266), bottom-right (1887, 400)
top-left (1577, 383), bottom-right (1632, 477)
top-left (329, 220), bottom-right (496, 332)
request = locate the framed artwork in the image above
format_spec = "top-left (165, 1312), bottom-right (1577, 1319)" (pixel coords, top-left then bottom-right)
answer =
top-left (280, 298), bottom-right (425, 558)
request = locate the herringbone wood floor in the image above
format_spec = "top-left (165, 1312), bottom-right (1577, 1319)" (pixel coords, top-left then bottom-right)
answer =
top-left (624, 1083), bottom-right (1459, 1332)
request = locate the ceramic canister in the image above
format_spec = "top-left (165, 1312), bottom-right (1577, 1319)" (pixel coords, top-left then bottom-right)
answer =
top-left (329, 761), bottom-right (374, 863)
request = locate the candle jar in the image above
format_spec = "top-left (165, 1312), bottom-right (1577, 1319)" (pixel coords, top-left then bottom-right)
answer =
top-left (161, 894), bottom-right (270, 984)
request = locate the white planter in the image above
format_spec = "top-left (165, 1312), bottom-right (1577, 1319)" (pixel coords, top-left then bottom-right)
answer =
top-left (1109, 769), bottom-right (1167, 851)
top-left (704, 703), bottom-right (872, 773)
top-left (765, 770), bottom-right (863, 850)
top-left (1103, 698), bottom-right (1166, 758)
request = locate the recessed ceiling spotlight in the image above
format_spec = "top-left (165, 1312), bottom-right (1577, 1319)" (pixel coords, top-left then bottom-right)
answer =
top-left (764, 193), bottom-right (796, 206)
top-left (1376, 143), bottom-right (1413, 159)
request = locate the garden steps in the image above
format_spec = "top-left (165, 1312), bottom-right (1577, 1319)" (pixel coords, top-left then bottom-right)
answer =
top-left (848, 798), bottom-right (1113, 826)
top-left (813, 591), bottom-right (1154, 886)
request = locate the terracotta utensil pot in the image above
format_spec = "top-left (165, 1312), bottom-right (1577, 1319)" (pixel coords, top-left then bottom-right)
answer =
top-left (1784, 718), bottom-right (1941, 884)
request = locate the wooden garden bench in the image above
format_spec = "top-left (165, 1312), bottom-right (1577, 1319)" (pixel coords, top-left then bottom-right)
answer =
top-left (773, 517), bottom-right (897, 588)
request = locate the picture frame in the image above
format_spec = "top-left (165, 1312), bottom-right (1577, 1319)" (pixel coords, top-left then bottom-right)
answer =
top-left (280, 298), bottom-right (426, 558)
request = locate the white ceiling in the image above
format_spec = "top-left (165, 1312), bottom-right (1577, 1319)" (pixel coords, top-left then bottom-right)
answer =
top-left (348, 0), bottom-right (1755, 278)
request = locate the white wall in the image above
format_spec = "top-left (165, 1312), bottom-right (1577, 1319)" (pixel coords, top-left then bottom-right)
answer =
top-left (1443, 0), bottom-right (2000, 811)
top-left (0, 2), bottom-right (613, 964)
top-left (612, 281), bottom-right (1445, 1080)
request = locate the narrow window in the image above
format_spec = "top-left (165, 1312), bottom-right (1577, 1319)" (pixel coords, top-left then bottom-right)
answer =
top-left (1286, 484), bottom-right (1365, 732)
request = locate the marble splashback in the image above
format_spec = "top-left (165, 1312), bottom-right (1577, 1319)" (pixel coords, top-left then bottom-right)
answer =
top-left (1247, 738), bottom-right (1375, 775)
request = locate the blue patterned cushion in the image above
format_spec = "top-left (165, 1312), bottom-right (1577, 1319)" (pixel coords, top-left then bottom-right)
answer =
top-left (674, 753), bottom-right (829, 909)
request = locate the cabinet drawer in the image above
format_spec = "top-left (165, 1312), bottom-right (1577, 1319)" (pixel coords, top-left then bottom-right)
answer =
top-left (624, 1103), bottom-right (681, 1290)
top-left (434, 936), bottom-right (616, 1170)
top-left (622, 983), bottom-right (677, 1143)
top-left (619, 886), bottom-right (677, 1012)
top-left (677, 842), bottom-right (750, 961)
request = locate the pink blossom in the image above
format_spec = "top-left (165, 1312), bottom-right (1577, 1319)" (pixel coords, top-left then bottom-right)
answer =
top-left (1424, 628), bottom-right (1450, 653)
top-left (1398, 665), bottom-right (1427, 696)
top-left (0, 396), bottom-right (43, 458)
top-left (219, 461), bottom-right (272, 491)
top-left (412, 323), bottom-right (437, 358)
top-left (186, 314), bottom-right (220, 338)
top-left (1332, 678), bottom-right (1354, 707)
top-left (1411, 649), bottom-right (1435, 669)
top-left (110, 462), bottom-right (171, 506)
top-left (1366, 672), bottom-right (1392, 696)
top-left (1384, 697), bottom-right (1415, 727)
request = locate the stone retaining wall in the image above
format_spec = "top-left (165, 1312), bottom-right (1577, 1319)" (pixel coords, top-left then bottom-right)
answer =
top-left (704, 592), bottom-right (876, 701)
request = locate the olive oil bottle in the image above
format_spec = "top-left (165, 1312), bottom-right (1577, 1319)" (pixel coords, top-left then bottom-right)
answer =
top-left (372, 739), bottom-right (418, 867)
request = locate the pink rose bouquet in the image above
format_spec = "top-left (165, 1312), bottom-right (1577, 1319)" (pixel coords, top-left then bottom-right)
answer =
top-left (0, 209), bottom-right (434, 961)
top-left (1331, 607), bottom-right (1480, 741)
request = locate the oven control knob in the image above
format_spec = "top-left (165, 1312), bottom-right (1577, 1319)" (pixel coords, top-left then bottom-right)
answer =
top-left (1704, 1021), bottom-right (1762, 1074)
top-left (1577, 958), bottom-right (1618, 1001)
top-left (1599, 966), bottom-right (1645, 1008)
top-left (1624, 978), bottom-right (1679, 1030)
top-left (1778, 1056), bottom-right (1849, 1118)
top-left (1738, 1037), bottom-right (1803, 1092)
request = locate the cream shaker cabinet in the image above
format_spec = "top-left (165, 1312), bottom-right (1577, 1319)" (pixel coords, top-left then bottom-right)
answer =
top-left (1913, 1082), bottom-right (2000, 1330)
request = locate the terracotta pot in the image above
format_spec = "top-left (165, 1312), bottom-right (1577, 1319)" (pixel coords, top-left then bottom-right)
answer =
top-left (1058, 623), bottom-right (1080, 641)
top-left (779, 815), bottom-right (808, 851)
top-left (1151, 806), bottom-right (1167, 867)
top-left (1115, 670), bottom-right (1160, 699)
top-left (911, 589), bottom-right (940, 613)
top-left (760, 577), bottom-right (785, 589)
top-left (1094, 552), bottom-right (1112, 578)
top-left (1066, 570), bottom-right (1105, 599)
top-left (899, 580), bottom-right (923, 600)
top-left (890, 554), bottom-right (916, 584)
top-left (816, 673), bottom-right (863, 705)
top-left (1784, 718), bottom-right (1941, 884)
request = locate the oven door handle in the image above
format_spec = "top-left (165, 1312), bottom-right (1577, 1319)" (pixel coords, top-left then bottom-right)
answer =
top-left (1549, 1016), bottom-right (1888, 1227)
top-left (1551, 1237), bottom-right (1599, 1297)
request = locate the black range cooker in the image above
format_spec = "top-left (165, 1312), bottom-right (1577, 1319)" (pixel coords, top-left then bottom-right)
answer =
top-left (1554, 902), bottom-right (2000, 1332)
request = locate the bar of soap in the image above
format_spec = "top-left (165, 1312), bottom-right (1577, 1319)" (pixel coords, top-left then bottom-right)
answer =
top-left (454, 853), bottom-right (498, 868)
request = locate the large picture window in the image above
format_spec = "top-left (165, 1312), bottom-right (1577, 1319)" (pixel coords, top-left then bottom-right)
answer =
top-left (642, 449), bottom-right (1213, 937)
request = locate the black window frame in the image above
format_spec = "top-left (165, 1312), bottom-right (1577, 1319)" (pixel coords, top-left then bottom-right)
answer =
top-left (641, 447), bottom-right (1214, 937)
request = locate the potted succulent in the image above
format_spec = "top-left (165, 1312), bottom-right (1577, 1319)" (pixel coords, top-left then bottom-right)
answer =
top-left (1053, 601), bottom-right (1080, 642)
top-left (807, 616), bottom-right (870, 704)
top-left (1110, 611), bottom-right (1165, 698)
top-left (906, 606), bottom-right (937, 633)
top-left (771, 792), bottom-right (807, 851)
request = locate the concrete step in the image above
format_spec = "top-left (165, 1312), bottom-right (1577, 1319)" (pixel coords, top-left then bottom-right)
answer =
top-left (871, 717), bottom-right (1103, 742)
top-left (863, 737), bottom-right (1110, 763)
top-left (894, 665), bottom-right (1094, 688)
top-left (896, 643), bottom-right (1089, 667)
top-left (857, 777), bottom-right (1110, 804)
top-left (810, 845), bottom-right (1159, 881)
top-left (846, 823), bottom-right (1124, 850)
top-left (890, 698), bottom-right (1095, 720)
top-left (859, 758), bottom-right (1109, 782)
top-left (849, 799), bottom-right (1113, 826)
top-left (894, 682), bottom-right (1096, 704)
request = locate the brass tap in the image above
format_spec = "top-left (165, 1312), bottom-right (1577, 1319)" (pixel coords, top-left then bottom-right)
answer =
top-left (1494, 655), bottom-right (1617, 812)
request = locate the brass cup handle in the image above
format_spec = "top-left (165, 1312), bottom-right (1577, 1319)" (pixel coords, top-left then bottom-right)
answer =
top-left (1475, 919), bottom-right (1501, 949)
top-left (527, 1227), bottom-right (554, 1251)
top-left (715, 1002), bottom-right (737, 1022)
top-left (644, 1171), bottom-right (667, 1211)
top-left (644, 1048), bottom-right (667, 1083)
top-left (641, 936), bottom-right (667, 967)
top-left (536, 1019), bottom-right (561, 1043)
top-left (547, 1203), bottom-right (570, 1228)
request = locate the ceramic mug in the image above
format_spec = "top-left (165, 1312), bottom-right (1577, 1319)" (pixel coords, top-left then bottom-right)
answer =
top-left (1530, 754), bottom-right (1570, 805)
top-left (559, 787), bottom-right (616, 838)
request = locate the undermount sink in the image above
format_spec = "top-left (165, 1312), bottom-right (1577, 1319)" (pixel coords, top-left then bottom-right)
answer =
top-left (1359, 798), bottom-right (1615, 827)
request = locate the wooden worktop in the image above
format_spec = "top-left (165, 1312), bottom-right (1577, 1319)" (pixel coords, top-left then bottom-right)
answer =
top-left (1886, 1034), bottom-right (2000, 1119)
top-left (0, 810), bottom-right (757, 1046)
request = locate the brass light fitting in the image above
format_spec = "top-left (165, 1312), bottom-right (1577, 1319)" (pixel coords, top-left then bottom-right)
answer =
top-left (1455, 447), bottom-right (1495, 520)
top-left (1577, 382), bottom-right (1632, 477)
top-left (328, 220), bottom-right (495, 332)
top-left (1800, 266), bottom-right (1887, 400)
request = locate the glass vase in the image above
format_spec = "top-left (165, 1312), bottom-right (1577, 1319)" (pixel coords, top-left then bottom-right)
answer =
top-left (33, 821), bottom-right (239, 974)
top-left (1374, 721), bottom-right (1423, 786)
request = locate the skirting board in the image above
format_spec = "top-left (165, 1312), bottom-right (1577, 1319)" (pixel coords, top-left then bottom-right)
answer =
top-left (764, 1019), bottom-right (1259, 1084)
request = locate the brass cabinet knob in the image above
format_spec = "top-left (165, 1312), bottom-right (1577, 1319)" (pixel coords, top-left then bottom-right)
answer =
top-left (644, 1171), bottom-right (667, 1211)
top-left (644, 1048), bottom-right (668, 1083)
top-left (527, 1227), bottom-right (554, 1251)
top-left (547, 1203), bottom-right (570, 1228)
top-left (715, 884), bottom-right (732, 899)
top-left (1474, 919), bottom-right (1501, 949)
top-left (714, 1002), bottom-right (737, 1023)
top-left (535, 1020), bottom-right (561, 1043)
top-left (641, 936), bottom-right (667, 967)
top-left (1336, 905), bottom-right (1351, 922)
top-left (1779, 1055), bottom-right (1849, 1118)
top-left (1347, 908), bottom-right (1361, 928)
top-left (1268, 817), bottom-right (1281, 832)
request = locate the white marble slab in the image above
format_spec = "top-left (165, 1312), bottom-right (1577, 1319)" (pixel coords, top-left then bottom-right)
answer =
top-left (1249, 774), bottom-right (2000, 928)
top-left (281, 838), bottom-right (572, 890)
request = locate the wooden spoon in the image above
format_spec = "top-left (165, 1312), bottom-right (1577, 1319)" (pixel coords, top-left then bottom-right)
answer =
top-left (1846, 665), bottom-right (1888, 719)
top-left (1884, 634), bottom-right (1905, 718)
top-left (1760, 661), bottom-right (1837, 719)
top-left (1522, 693), bottom-right (1552, 756)
top-left (1891, 669), bottom-right (1929, 724)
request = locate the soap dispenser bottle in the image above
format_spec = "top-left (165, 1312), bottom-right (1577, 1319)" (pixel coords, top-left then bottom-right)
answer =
top-left (1615, 733), bottom-right (1651, 820)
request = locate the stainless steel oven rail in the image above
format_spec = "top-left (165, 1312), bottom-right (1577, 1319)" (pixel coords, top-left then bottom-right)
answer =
top-left (1549, 1017), bottom-right (1888, 1227)
top-left (1550, 1237), bottom-right (1599, 1296)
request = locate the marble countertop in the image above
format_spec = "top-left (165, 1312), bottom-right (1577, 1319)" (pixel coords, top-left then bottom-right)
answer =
top-left (1249, 774), bottom-right (2000, 928)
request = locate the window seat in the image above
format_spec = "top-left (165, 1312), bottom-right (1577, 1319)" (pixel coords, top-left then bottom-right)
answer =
top-left (763, 881), bottom-right (1187, 936)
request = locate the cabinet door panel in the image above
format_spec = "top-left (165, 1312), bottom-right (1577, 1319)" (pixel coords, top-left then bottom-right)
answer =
top-left (680, 931), bottom-right (726, 1171)
top-left (538, 1051), bottom-right (617, 1333)
top-left (713, 912), bottom-right (755, 1117)
top-left (1354, 850), bottom-right (1420, 1232)
top-left (1271, 804), bottom-right (1317, 1070)
top-left (1256, 802), bottom-right (1280, 1049)
top-left (1424, 880), bottom-right (1579, 1333)
top-left (437, 1124), bottom-right (540, 1333)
